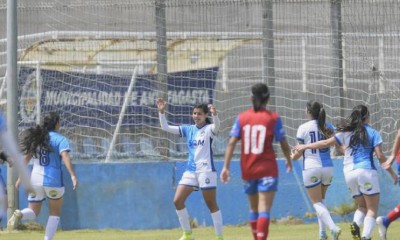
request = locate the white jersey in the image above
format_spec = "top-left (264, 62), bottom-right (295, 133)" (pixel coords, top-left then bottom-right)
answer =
top-left (334, 124), bottom-right (382, 173)
top-left (159, 113), bottom-right (219, 173)
top-left (296, 120), bottom-right (335, 169)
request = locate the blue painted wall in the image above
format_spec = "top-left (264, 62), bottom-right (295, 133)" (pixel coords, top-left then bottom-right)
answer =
top-left (1, 159), bottom-right (399, 229)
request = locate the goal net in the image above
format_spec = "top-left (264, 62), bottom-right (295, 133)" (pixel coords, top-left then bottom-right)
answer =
top-left (0, 0), bottom-right (399, 162)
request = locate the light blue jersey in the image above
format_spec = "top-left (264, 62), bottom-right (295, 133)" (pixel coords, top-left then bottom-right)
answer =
top-left (179, 124), bottom-right (216, 173)
top-left (296, 120), bottom-right (335, 169)
top-left (31, 131), bottom-right (70, 187)
top-left (334, 124), bottom-right (382, 173)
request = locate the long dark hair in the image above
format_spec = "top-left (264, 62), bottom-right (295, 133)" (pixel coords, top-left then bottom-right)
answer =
top-left (307, 100), bottom-right (333, 138)
top-left (20, 112), bottom-right (60, 156)
top-left (194, 103), bottom-right (211, 124)
top-left (337, 105), bottom-right (369, 148)
top-left (251, 83), bottom-right (270, 111)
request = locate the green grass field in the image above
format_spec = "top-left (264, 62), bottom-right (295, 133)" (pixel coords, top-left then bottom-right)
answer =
top-left (2, 222), bottom-right (400, 240)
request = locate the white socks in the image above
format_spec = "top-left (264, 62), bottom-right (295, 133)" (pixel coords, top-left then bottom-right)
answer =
top-left (318, 199), bottom-right (326, 233)
top-left (211, 210), bottom-right (223, 236)
top-left (44, 215), bottom-right (60, 240)
top-left (313, 202), bottom-right (337, 230)
top-left (362, 216), bottom-right (375, 238)
top-left (353, 209), bottom-right (366, 227)
top-left (176, 208), bottom-right (191, 231)
top-left (21, 208), bottom-right (36, 221)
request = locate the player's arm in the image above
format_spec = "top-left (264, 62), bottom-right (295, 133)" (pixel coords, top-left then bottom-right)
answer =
top-left (295, 136), bottom-right (336, 152)
top-left (208, 104), bottom-right (220, 133)
top-left (61, 151), bottom-right (78, 190)
top-left (220, 136), bottom-right (239, 183)
top-left (375, 144), bottom-right (398, 184)
top-left (386, 129), bottom-right (400, 166)
top-left (291, 127), bottom-right (305, 160)
top-left (157, 98), bottom-right (180, 135)
top-left (280, 139), bottom-right (293, 172)
top-left (291, 147), bottom-right (303, 160)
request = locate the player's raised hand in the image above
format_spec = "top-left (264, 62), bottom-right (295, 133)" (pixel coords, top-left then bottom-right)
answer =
top-left (208, 104), bottom-right (217, 116)
top-left (156, 98), bottom-right (166, 113)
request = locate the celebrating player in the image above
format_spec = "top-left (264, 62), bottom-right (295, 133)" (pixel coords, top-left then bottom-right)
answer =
top-left (294, 105), bottom-right (397, 240)
top-left (291, 100), bottom-right (341, 240)
top-left (157, 98), bottom-right (223, 240)
top-left (7, 112), bottom-right (78, 240)
top-left (220, 83), bottom-right (292, 240)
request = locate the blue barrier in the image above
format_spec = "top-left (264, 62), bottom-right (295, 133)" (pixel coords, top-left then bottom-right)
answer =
top-left (0, 159), bottom-right (398, 230)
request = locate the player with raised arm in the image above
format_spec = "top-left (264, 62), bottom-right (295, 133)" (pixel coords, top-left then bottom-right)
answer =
top-left (376, 128), bottom-right (400, 240)
top-left (220, 83), bottom-right (292, 240)
top-left (295, 105), bottom-right (397, 240)
top-left (7, 112), bottom-right (78, 240)
top-left (157, 98), bottom-right (223, 240)
top-left (291, 100), bottom-right (341, 240)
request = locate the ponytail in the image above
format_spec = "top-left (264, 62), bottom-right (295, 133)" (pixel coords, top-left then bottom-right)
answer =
top-left (307, 100), bottom-right (333, 138)
top-left (251, 83), bottom-right (270, 111)
top-left (337, 105), bottom-right (369, 147)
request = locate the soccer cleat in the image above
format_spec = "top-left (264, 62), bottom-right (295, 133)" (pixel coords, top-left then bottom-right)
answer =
top-left (179, 230), bottom-right (194, 240)
top-left (215, 235), bottom-right (223, 240)
top-left (319, 231), bottom-right (328, 240)
top-left (7, 209), bottom-right (22, 231)
top-left (361, 238), bottom-right (371, 240)
top-left (350, 222), bottom-right (361, 240)
top-left (331, 227), bottom-right (341, 240)
top-left (376, 216), bottom-right (387, 240)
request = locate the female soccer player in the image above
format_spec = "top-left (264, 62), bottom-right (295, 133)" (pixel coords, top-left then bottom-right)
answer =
top-left (157, 98), bottom-right (223, 240)
top-left (376, 128), bottom-right (400, 240)
top-left (295, 105), bottom-right (397, 240)
top-left (7, 112), bottom-right (78, 240)
top-left (220, 83), bottom-right (292, 240)
top-left (291, 100), bottom-right (341, 240)
top-left (0, 112), bottom-right (32, 226)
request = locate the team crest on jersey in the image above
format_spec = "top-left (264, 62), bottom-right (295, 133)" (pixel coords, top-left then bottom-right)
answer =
top-left (200, 131), bottom-right (205, 136)
top-left (20, 71), bottom-right (41, 123)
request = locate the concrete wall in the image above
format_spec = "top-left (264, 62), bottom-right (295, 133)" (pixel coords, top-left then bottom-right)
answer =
top-left (1, 159), bottom-right (399, 229)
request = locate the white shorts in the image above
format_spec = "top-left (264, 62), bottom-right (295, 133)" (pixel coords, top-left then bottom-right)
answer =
top-left (302, 167), bottom-right (333, 188)
top-left (28, 185), bottom-right (65, 202)
top-left (344, 168), bottom-right (380, 198)
top-left (179, 171), bottom-right (217, 190)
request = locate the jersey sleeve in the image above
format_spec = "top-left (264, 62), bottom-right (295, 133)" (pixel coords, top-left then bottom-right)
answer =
top-left (180, 125), bottom-right (189, 138)
top-left (334, 132), bottom-right (344, 146)
top-left (371, 129), bottom-right (383, 147)
top-left (229, 117), bottom-right (241, 138)
top-left (59, 136), bottom-right (70, 154)
top-left (274, 116), bottom-right (286, 142)
top-left (296, 124), bottom-right (305, 144)
top-left (326, 122), bottom-right (336, 132)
